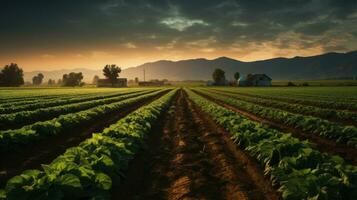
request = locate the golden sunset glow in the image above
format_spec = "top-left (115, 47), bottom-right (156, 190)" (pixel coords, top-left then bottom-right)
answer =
top-left (1, 1), bottom-right (356, 72)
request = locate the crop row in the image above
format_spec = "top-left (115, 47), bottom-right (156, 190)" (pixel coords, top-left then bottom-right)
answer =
top-left (0, 88), bottom-right (119, 100)
top-left (186, 89), bottom-right (357, 200)
top-left (196, 89), bottom-right (357, 148)
top-left (0, 89), bottom-right (143, 114)
top-left (0, 90), bottom-right (155, 130)
top-left (214, 88), bottom-right (357, 111)
top-left (207, 89), bottom-right (357, 124)
top-left (0, 93), bottom-right (75, 102)
top-left (0, 89), bottom-right (128, 108)
top-left (0, 89), bottom-right (167, 153)
top-left (0, 89), bottom-right (177, 199)
top-left (0, 93), bottom-right (103, 109)
top-left (213, 87), bottom-right (357, 102)
top-left (282, 93), bottom-right (357, 102)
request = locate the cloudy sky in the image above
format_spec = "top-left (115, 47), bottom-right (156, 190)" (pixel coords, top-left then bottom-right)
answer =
top-left (0, 0), bottom-right (356, 71)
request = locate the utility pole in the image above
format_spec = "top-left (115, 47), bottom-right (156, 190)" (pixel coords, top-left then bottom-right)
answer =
top-left (143, 68), bottom-right (146, 82)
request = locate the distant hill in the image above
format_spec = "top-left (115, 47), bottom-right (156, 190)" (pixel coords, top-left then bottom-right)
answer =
top-left (121, 51), bottom-right (357, 80)
top-left (24, 51), bottom-right (357, 82)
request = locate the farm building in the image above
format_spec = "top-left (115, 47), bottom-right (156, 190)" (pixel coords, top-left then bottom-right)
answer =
top-left (97, 78), bottom-right (127, 87)
top-left (238, 74), bottom-right (272, 86)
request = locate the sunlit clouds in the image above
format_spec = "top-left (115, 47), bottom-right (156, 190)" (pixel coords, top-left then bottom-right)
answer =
top-left (0, 0), bottom-right (356, 71)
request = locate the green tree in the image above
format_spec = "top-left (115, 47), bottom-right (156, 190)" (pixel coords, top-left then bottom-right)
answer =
top-left (212, 68), bottom-right (225, 85)
top-left (0, 63), bottom-right (24, 87)
top-left (103, 64), bottom-right (121, 86)
top-left (32, 73), bottom-right (44, 85)
top-left (62, 72), bottom-right (83, 87)
top-left (234, 72), bottom-right (240, 81)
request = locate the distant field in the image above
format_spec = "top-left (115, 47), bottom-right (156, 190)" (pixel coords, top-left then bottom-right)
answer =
top-left (273, 79), bottom-right (357, 86)
top-left (164, 79), bottom-right (357, 86)
top-left (0, 86), bottom-right (356, 199)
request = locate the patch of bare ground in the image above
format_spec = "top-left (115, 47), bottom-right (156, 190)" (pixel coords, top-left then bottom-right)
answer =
top-left (0, 90), bottom-right (168, 187)
top-left (194, 90), bottom-right (357, 166)
top-left (113, 89), bottom-right (279, 200)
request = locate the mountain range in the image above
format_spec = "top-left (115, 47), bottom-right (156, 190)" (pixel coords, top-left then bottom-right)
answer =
top-left (24, 51), bottom-right (357, 82)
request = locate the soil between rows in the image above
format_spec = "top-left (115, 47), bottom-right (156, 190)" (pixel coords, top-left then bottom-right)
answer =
top-left (0, 90), bottom-right (169, 188)
top-left (194, 90), bottom-right (357, 165)
top-left (112, 89), bottom-right (280, 200)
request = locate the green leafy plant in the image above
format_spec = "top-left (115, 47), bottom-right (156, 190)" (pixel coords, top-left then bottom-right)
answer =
top-left (186, 89), bottom-right (357, 200)
top-left (0, 89), bottom-right (177, 199)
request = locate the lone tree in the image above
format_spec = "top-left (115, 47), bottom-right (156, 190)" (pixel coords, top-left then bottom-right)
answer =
top-left (234, 72), bottom-right (240, 82)
top-left (62, 72), bottom-right (83, 87)
top-left (212, 68), bottom-right (226, 85)
top-left (32, 73), bottom-right (44, 85)
top-left (103, 64), bottom-right (121, 86)
top-left (0, 63), bottom-right (24, 87)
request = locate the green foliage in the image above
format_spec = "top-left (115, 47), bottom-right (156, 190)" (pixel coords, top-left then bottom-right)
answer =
top-left (32, 73), bottom-right (44, 86)
top-left (0, 90), bottom-right (141, 114)
top-left (186, 88), bottom-right (357, 200)
top-left (103, 65), bottom-right (121, 86)
top-left (198, 88), bottom-right (357, 148)
top-left (62, 72), bottom-right (83, 87)
top-left (209, 89), bottom-right (357, 127)
top-left (0, 89), bottom-right (164, 153)
top-left (212, 87), bottom-right (357, 110)
top-left (212, 68), bottom-right (226, 85)
top-left (1, 89), bottom-right (177, 199)
top-left (0, 63), bottom-right (24, 87)
top-left (0, 90), bottom-right (152, 129)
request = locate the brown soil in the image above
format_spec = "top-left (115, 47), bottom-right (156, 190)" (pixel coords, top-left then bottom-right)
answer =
top-left (0, 90), bottom-right (168, 187)
top-left (194, 90), bottom-right (357, 165)
top-left (112, 90), bottom-right (280, 200)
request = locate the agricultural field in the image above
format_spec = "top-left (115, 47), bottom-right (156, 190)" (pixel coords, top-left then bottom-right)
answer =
top-left (0, 86), bottom-right (356, 200)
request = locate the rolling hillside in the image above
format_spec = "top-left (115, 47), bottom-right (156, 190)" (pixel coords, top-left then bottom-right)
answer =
top-left (122, 51), bottom-right (357, 80)
top-left (24, 51), bottom-right (357, 82)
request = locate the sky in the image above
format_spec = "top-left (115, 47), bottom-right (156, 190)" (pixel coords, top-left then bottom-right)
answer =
top-left (0, 0), bottom-right (356, 71)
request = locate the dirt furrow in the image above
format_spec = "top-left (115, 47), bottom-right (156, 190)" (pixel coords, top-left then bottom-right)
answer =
top-left (113, 89), bottom-right (277, 200)
top-left (194, 90), bottom-right (357, 165)
top-left (0, 91), bottom-right (168, 187)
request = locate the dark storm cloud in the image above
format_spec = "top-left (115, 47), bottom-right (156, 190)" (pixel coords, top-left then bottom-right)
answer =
top-left (0, 0), bottom-right (356, 55)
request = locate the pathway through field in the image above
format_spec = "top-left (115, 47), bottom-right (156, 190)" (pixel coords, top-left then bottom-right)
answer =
top-left (113, 90), bottom-right (279, 200)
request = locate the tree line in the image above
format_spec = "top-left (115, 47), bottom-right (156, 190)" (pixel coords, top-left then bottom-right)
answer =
top-left (0, 63), bottom-right (122, 87)
top-left (212, 68), bottom-right (240, 85)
